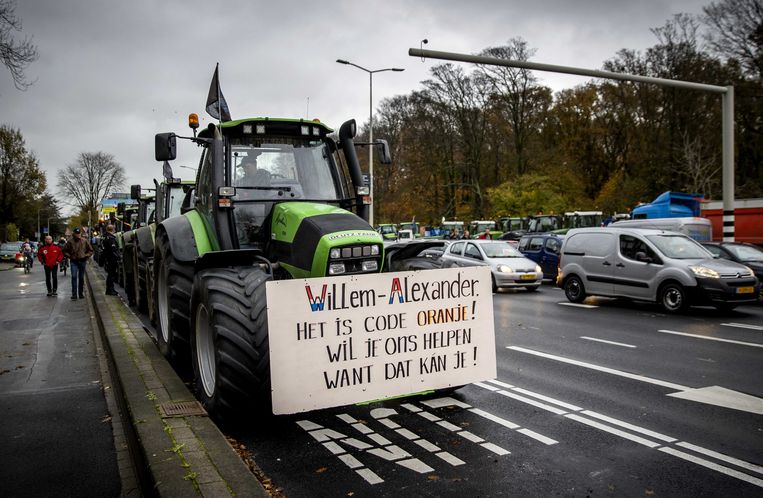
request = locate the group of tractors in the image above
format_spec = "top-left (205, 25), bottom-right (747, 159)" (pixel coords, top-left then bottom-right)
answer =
top-left (106, 113), bottom-right (395, 423)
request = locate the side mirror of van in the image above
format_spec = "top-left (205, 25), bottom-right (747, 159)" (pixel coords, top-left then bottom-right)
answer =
top-left (635, 251), bottom-right (652, 263)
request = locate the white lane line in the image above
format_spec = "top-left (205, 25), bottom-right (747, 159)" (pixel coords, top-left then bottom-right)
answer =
top-left (676, 442), bottom-right (763, 476)
top-left (468, 408), bottom-right (520, 430)
top-left (355, 468), bottom-right (384, 485)
top-left (511, 387), bottom-right (583, 412)
top-left (565, 414), bottom-right (661, 448)
top-left (659, 447), bottom-right (763, 488)
top-left (658, 329), bottom-right (763, 349)
top-left (497, 389), bottom-right (568, 415)
top-left (507, 346), bottom-right (690, 391)
top-left (722, 322), bottom-right (763, 331)
top-left (516, 428), bottom-right (559, 446)
top-left (558, 302), bottom-right (599, 308)
top-left (581, 336), bottom-right (637, 348)
top-left (581, 410), bottom-right (676, 443)
top-left (485, 379), bottom-right (515, 390)
top-left (473, 381), bottom-right (500, 391)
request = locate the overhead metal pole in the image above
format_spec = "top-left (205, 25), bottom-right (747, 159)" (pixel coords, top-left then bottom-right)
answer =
top-left (336, 59), bottom-right (404, 227)
top-left (409, 48), bottom-right (735, 241)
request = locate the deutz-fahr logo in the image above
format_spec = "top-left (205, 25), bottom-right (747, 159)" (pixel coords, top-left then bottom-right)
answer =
top-left (327, 231), bottom-right (380, 241)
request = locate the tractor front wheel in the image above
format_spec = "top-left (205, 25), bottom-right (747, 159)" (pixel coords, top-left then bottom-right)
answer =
top-left (154, 229), bottom-right (194, 370)
top-left (190, 266), bottom-right (272, 423)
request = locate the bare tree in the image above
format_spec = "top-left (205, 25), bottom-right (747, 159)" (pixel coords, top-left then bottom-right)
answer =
top-left (703, 0), bottom-right (763, 79)
top-left (676, 132), bottom-right (719, 195)
top-left (0, 0), bottom-right (38, 90)
top-left (57, 152), bottom-right (126, 226)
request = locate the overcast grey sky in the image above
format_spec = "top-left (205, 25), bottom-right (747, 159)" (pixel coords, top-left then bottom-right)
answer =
top-left (2, 0), bottom-right (709, 214)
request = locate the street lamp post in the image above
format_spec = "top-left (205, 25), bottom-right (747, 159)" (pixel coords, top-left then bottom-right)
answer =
top-left (336, 59), bottom-right (404, 227)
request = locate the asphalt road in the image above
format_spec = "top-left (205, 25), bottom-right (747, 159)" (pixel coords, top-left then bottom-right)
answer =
top-left (232, 285), bottom-right (763, 497)
top-left (115, 265), bottom-right (763, 497)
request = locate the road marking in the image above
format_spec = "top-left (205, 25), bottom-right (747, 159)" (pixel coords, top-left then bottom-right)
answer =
top-left (558, 302), bottom-right (599, 309)
top-left (659, 447), bottom-right (763, 488)
top-left (722, 322), bottom-right (763, 331)
top-left (510, 387), bottom-right (584, 412)
top-left (667, 386), bottom-right (763, 415)
top-left (676, 442), bottom-right (763, 475)
top-left (565, 414), bottom-right (661, 448)
top-left (497, 389), bottom-right (568, 415)
top-left (506, 346), bottom-right (690, 391)
top-left (581, 410), bottom-right (676, 443)
top-left (581, 336), bottom-right (637, 348)
top-left (478, 380), bottom-right (763, 487)
top-left (658, 329), bottom-right (763, 348)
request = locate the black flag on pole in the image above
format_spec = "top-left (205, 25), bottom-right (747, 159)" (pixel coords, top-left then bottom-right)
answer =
top-left (205, 63), bottom-right (232, 122)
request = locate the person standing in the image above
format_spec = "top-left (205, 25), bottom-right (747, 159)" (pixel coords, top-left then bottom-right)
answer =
top-left (37, 235), bottom-right (63, 296)
top-left (101, 224), bottom-right (120, 296)
top-left (63, 227), bottom-right (94, 300)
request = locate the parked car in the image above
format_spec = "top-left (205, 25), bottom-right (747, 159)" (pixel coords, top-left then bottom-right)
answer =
top-left (441, 240), bottom-right (542, 292)
top-left (558, 227), bottom-right (760, 312)
top-left (0, 242), bottom-right (23, 263)
top-left (518, 233), bottom-right (564, 280)
top-left (702, 242), bottom-right (763, 296)
top-left (384, 240), bottom-right (448, 271)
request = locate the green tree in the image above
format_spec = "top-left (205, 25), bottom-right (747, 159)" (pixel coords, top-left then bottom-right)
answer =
top-left (0, 0), bottom-right (38, 90)
top-left (0, 125), bottom-right (47, 238)
top-left (57, 152), bottom-right (126, 228)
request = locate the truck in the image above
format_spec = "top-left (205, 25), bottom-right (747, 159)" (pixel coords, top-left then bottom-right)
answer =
top-left (701, 198), bottom-right (763, 245)
top-left (151, 114), bottom-right (397, 420)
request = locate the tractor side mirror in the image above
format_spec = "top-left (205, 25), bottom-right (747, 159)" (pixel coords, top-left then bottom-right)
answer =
top-left (339, 119), bottom-right (357, 141)
top-left (130, 184), bottom-right (141, 200)
top-left (155, 133), bottom-right (177, 161)
top-left (376, 139), bottom-right (392, 164)
top-left (117, 202), bottom-right (126, 216)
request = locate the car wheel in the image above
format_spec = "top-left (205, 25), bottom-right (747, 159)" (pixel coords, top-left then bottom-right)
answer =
top-left (491, 275), bottom-right (498, 293)
top-left (660, 282), bottom-right (688, 313)
top-left (564, 275), bottom-right (586, 303)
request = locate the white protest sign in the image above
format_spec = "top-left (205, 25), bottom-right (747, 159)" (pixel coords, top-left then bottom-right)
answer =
top-left (266, 266), bottom-right (496, 414)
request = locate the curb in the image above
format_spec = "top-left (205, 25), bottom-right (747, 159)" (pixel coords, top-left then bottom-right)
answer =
top-left (86, 264), bottom-right (269, 497)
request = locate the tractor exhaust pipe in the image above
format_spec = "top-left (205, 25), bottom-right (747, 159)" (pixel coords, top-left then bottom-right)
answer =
top-left (339, 119), bottom-right (369, 223)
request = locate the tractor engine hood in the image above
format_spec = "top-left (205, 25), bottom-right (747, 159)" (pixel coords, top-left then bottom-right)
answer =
top-left (270, 202), bottom-right (384, 278)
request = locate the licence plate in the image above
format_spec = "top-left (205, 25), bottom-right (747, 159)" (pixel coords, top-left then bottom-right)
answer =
top-left (736, 287), bottom-right (754, 294)
top-left (520, 274), bottom-right (536, 280)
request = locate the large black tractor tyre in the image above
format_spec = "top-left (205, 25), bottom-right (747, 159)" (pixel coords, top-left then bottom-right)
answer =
top-left (190, 266), bottom-right (271, 424)
top-left (122, 244), bottom-right (135, 303)
top-left (146, 258), bottom-right (156, 325)
top-left (154, 229), bottom-right (194, 370)
top-left (135, 251), bottom-right (149, 314)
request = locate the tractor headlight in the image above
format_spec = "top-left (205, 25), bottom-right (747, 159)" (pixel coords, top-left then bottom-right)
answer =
top-left (330, 248), bottom-right (341, 259)
top-left (370, 245), bottom-right (380, 256)
top-left (362, 260), bottom-right (378, 272)
top-left (342, 247), bottom-right (352, 258)
top-left (689, 265), bottom-right (720, 278)
top-left (329, 263), bottom-right (346, 275)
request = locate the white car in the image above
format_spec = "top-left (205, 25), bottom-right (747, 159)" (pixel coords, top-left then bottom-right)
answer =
top-left (441, 240), bottom-right (542, 292)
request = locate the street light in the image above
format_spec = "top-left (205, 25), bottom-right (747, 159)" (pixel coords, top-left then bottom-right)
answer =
top-left (336, 59), bottom-right (404, 227)
top-left (178, 165), bottom-right (197, 174)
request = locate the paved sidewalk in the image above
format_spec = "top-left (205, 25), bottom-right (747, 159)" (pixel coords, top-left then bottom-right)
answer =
top-left (0, 262), bottom-right (123, 497)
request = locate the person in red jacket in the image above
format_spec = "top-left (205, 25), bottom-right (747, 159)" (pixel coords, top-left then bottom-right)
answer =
top-left (38, 235), bottom-right (64, 296)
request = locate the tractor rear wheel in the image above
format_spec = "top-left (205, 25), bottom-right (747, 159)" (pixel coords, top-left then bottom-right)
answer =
top-left (154, 229), bottom-right (194, 369)
top-left (190, 266), bottom-right (271, 423)
top-left (136, 253), bottom-right (149, 313)
top-left (146, 258), bottom-right (156, 325)
top-left (123, 244), bottom-right (136, 306)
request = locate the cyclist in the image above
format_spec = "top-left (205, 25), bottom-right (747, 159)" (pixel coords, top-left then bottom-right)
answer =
top-left (21, 239), bottom-right (33, 269)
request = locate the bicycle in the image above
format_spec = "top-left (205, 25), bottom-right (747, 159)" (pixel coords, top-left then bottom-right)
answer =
top-left (23, 254), bottom-right (32, 274)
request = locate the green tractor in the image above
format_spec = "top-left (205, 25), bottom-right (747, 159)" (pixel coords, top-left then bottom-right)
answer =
top-left (123, 188), bottom-right (156, 307)
top-left (152, 115), bottom-right (390, 420)
top-left (127, 180), bottom-right (193, 322)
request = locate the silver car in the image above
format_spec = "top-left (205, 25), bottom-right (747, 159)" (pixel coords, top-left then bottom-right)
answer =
top-left (441, 240), bottom-right (542, 292)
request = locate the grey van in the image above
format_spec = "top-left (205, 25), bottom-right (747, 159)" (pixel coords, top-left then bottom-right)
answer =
top-left (557, 227), bottom-right (760, 312)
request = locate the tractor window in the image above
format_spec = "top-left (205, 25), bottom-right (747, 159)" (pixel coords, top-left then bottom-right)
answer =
top-left (167, 187), bottom-right (185, 218)
top-left (230, 137), bottom-right (342, 201)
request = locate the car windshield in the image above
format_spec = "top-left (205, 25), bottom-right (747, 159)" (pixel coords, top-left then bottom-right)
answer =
top-left (724, 244), bottom-right (763, 262)
top-left (379, 225), bottom-right (396, 234)
top-left (646, 235), bottom-right (712, 259)
top-left (481, 242), bottom-right (523, 258)
top-left (1, 243), bottom-right (20, 251)
top-left (230, 137), bottom-right (340, 201)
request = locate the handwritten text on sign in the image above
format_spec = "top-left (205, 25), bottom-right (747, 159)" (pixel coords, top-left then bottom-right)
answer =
top-left (266, 266), bottom-right (496, 414)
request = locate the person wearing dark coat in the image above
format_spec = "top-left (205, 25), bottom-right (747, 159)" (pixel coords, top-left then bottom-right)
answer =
top-left (101, 224), bottom-right (120, 296)
top-left (62, 227), bottom-right (94, 300)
